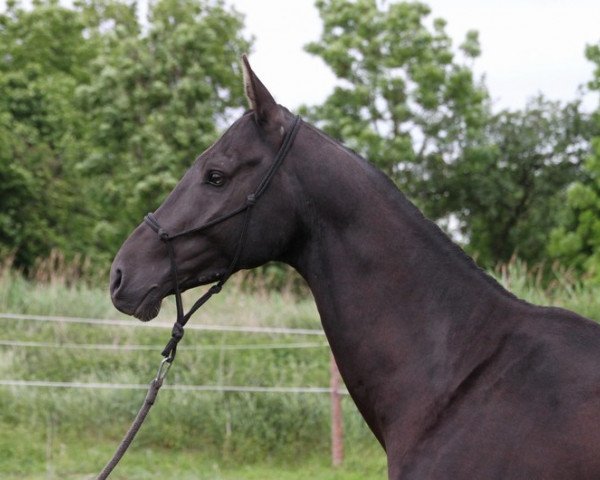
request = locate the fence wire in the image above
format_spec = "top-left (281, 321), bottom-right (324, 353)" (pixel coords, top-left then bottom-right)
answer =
top-left (0, 339), bottom-right (328, 351)
top-left (0, 379), bottom-right (348, 395)
top-left (0, 312), bottom-right (340, 395)
top-left (0, 312), bottom-right (324, 335)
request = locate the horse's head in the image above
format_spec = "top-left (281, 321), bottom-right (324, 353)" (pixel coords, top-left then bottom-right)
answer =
top-left (109, 56), bottom-right (303, 321)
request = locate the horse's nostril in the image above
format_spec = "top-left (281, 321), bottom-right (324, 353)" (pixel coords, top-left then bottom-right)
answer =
top-left (110, 268), bottom-right (123, 297)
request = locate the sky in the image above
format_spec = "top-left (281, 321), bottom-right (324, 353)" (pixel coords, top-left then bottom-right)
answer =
top-left (1, 0), bottom-right (599, 112)
top-left (228, 0), bottom-right (600, 112)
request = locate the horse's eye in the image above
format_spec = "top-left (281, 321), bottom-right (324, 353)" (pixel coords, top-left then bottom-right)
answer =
top-left (206, 170), bottom-right (225, 186)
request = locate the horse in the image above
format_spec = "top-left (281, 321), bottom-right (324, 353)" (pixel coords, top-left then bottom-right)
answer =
top-left (110, 56), bottom-right (600, 479)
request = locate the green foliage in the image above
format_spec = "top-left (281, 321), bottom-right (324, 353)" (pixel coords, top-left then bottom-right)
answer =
top-left (547, 42), bottom-right (600, 281)
top-left (444, 97), bottom-right (591, 267)
top-left (77, 0), bottom-right (250, 259)
top-left (0, 0), bottom-right (99, 268)
top-left (303, 0), bottom-right (593, 269)
top-left (548, 140), bottom-right (600, 280)
top-left (0, 0), bottom-right (250, 270)
top-left (303, 0), bottom-right (489, 202)
top-left (1, 0), bottom-right (597, 278)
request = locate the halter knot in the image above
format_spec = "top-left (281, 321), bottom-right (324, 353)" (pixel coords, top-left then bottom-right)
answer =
top-left (158, 229), bottom-right (169, 241)
top-left (246, 194), bottom-right (256, 206)
top-left (171, 322), bottom-right (185, 341)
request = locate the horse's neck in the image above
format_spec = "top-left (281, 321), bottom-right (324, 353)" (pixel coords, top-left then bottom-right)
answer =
top-left (290, 125), bottom-right (522, 447)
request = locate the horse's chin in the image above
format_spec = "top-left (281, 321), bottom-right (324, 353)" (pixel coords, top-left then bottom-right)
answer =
top-left (132, 271), bottom-right (224, 322)
top-left (134, 301), bottom-right (162, 322)
top-left (133, 288), bottom-right (163, 322)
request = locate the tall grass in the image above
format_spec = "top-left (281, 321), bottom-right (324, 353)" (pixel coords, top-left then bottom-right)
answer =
top-left (494, 258), bottom-right (600, 321)
top-left (1, 258), bottom-right (599, 478)
top-left (0, 262), bottom-right (381, 478)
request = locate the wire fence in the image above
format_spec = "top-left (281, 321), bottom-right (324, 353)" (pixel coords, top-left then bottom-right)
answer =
top-left (0, 339), bottom-right (328, 351)
top-left (0, 312), bottom-right (325, 335)
top-left (0, 312), bottom-right (340, 395)
top-left (0, 379), bottom-right (345, 395)
top-left (0, 311), bottom-right (350, 465)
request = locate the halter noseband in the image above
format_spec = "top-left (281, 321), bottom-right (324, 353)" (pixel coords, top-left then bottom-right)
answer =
top-left (143, 115), bottom-right (302, 362)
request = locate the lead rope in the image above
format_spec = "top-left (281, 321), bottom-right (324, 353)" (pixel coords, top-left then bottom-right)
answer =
top-left (96, 116), bottom-right (301, 479)
top-left (96, 186), bottom-right (254, 480)
top-left (96, 358), bottom-right (170, 480)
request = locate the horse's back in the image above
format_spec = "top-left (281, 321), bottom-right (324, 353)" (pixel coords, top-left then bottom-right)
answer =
top-left (397, 306), bottom-right (600, 479)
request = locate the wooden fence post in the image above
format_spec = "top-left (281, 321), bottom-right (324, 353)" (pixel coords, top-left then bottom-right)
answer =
top-left (330, 353), bottom-right (344, 467)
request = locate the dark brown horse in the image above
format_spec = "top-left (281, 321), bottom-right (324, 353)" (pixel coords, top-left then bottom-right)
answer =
top-left (110, 57), bottom-right (600, 479)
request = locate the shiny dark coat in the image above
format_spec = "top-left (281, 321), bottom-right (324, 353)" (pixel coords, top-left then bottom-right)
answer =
top-left (110, 58), bottom-right (600, 479)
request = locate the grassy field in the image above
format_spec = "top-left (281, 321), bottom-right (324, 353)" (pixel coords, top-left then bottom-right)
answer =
top-left (0, 268), bottom-right (386, 479)
top-left (0, 262), bottom-right (599, 479)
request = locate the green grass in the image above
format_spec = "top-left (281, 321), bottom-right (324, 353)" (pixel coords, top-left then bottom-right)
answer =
top-left (0, 441), bottom-right (387, 480)
top-left (0, 269), bottom-right (384, 478)
top-left (493, 259), bottom-right (600, 320)
top-left (1, 262), bottom-right (599, 478)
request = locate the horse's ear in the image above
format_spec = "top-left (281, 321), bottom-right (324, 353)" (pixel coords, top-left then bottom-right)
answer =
top-left (241, 54), bottom-right (284, 131)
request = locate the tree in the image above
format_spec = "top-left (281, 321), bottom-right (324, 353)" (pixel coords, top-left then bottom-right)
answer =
top-left (445, 97), bottom-right (591, 267)
top-left (0, 0), bottom-right (99, 268)
top-left (548, 43), bottom-right (600, 280)
top-left (0, 0), bottom-right (251, 270)
top-left (304, 0), bottom-right (592, 268)
top-left (77, 0), bottom-right (251, 260)
top-left (303, 0), bottom-right (489, 208)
